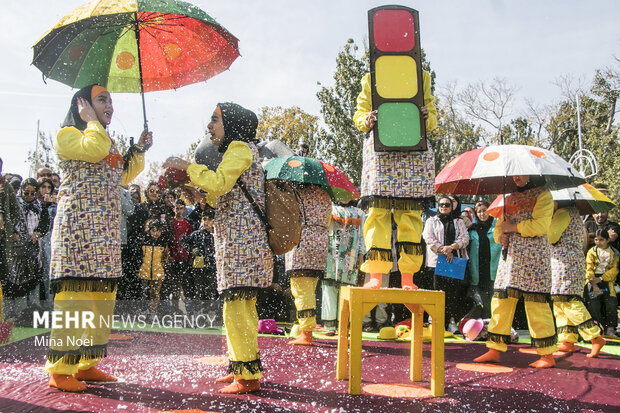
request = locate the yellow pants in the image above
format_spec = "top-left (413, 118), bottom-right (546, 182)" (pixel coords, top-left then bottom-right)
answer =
top-left (486, 296), bottom-right (558, 355)
top-left (223, 297), bottom-right (262, 380)
top-left (44, 290), bottom-right (116, 375)
top-left (361, 207), bottom-right (423, 275)
top-left (553, 299), bottom-right (601, 343)
top-left (290, 277), bottom-right (318, 331)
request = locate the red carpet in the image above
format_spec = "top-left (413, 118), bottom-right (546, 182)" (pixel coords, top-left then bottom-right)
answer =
top-left (0, 332), bottom-right (618, 412)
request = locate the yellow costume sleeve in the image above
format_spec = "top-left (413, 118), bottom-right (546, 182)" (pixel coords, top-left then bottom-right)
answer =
top-left (186, 141), bottom-right (253, 196)
top-left (585, 248), bottom-right (597, 282)
top-left (122, 152), bottom-right (145, 186)
top-left (602, 255), bottom-right (619, 282)
top-left (547, 208), bottom-right (570, 244)
top-left (516, 190), bottom-right (553, 237)
top-left (353, 71), bottom-right (438, 133)
top-left (493, 215), bottom-right (504, 243)
top-left (56, 121), bottom-right (112, 162)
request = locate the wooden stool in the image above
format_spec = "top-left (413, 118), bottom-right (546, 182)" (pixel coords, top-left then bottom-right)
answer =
top-left (336, 286), bottom-right (445, 396)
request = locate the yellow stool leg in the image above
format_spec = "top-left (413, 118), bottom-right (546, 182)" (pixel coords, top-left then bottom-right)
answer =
top-left (409, 304), bottom-right (424, 382)
top-left (349, 291), bottom-right (364, 395)
top-left (427, 299), bottom-right (445, 397)
top-left (336, 287), bottom-right (350, 380)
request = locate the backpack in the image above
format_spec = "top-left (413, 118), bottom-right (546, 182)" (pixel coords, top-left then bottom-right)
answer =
top-left (237, 178), bottom-right (303, 255)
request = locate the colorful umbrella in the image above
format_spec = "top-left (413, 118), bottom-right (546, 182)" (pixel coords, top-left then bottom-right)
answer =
top-left (435, 145), bottom-right (585, 195)
top-left (32, 0), bottom-right (239, 129)
top-left (263, 156), bottom-right (360, 203)
top-left (487, 183), bottom-right (616, 218)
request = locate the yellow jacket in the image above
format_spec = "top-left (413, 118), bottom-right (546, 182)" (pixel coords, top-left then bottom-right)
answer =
top-left (353, 71), bottom-right (437, 133)
top-left (56, 120), bottom-right (144, 185)
top-left (139, 245), bottom-right (167, 281)
top-left (186, 141), bottom-right (252, 196)
top-left (585, 246), bottom-right (619, 297)
top-left (547, 208), bottom-right (571, 244)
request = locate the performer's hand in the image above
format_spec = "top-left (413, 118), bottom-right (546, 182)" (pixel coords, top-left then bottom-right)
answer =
top-left (137, 129), bottom-right (153, 150)
top-left (271, 283), bottom-right (282, 292)
top-left (163, 156), bottom-right (191, 171)
top-left (499, 233), bottom-right (509, 248)
top-left (420, 106), bottom-right (429, 120)
top-left (365, 110), bottom-right (378, 129)
top-left (501, 220), bottom-right (518, 234)
top-left (181, 185), bottom-right (204, 204)
top-left (77, 97), bottom-right (98, 123)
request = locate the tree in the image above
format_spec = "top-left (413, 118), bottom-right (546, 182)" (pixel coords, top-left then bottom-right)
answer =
top-left (456, 77), bottom-right (517, 145)
top-left (315, 39), bottom-right (369, 186)
top-left (255, 106), bottom-right (320, 154)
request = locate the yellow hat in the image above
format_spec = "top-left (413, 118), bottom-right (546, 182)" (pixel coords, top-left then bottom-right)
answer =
top-left (377, 326), bottom-right (398, 340)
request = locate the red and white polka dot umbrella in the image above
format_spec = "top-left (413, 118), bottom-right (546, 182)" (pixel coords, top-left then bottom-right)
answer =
top-left (435, 145), bottom-right (585, 195)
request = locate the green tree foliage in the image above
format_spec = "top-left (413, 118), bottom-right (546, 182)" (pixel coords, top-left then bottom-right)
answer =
top-left (255, 106), bottom-right (319, 154)
top-left (315, 39), bottom-right (369, 186)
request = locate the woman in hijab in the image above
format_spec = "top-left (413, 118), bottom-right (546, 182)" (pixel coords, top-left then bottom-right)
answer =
top-left (164, 102), bottom-right (272, 395)
top-left (422, 196), bottom-right (470, 326)
top-left (45, 84), bottom-right (152, 392)
top-left (467, 201), bottom-right (502, 318)
top-left (474, 175), bottom-right (557, 368)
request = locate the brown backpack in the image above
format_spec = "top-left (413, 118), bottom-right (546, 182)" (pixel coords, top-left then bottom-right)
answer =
top-left (238, 178), bottom-right (302, 255)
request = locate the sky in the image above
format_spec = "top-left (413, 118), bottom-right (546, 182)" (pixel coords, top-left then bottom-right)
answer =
top-left (0, 0), bottom-right (619, 179)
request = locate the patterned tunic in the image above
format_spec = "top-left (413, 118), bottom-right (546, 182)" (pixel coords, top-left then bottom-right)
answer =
top-left (550, 207), bottom-right (586, 297)
top-left (285, 185), bottom-right (332, 274)
top-left (361, 134), bottom-right (435, 200)
top-left (214, 143), bottom-right (273, 292)
top-left (494, 187), bottom-right (552, 294)
top-left (324, 204), bottom-right (365, 285)
top-left (50, 158), bottom-right (122, 281)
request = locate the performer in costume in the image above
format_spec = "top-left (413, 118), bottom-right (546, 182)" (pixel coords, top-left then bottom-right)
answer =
top-left (164, 103), bottom-right (272, 394)
top-left (474, 175), bottom-right (557, 368)
top-left (353, 71), bottom-right (437, 289)
top-left (45, 84), bottom-right (151, 392)
top-left (549, 204), bottom-right (605, 357)
top-left (322, 201), bottom-right (365, 331)
top-left (286, 184), bottom-right (332, 346)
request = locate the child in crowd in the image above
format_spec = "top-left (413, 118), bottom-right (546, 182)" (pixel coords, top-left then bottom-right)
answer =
top-left (165, 199), bottom-right (193, 312)
top-left (181, 207), bottom-right (217, 308)
top-left (585, 229), bottom-right (619, 337)
top-left (139, 219), bottom-right (168, 313)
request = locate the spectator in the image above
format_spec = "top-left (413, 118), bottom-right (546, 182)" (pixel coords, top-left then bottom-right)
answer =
top-left (128, 183), bottom-right (142, 204)
top-left (181, 207), bottom-right (217, 311)
top-left (585, 211), bottom-right (620, 251)
top-left (139, 219), bottom-right (168, 314)
top-left (36, 178), bottom-right (56, 303)
top-left (0, 158), bottom-right (21, 321)
top-left (50, 173), bottom-right (61, 189)
top-left (36, 167), bottom-right (53, 182)
top-left (467, 201), bottom-right (502, 318)
top-left (585, 228), bottom-right (619, 337)
top-left (162, 199), bottom-right (193, 313)
top-left (117, 188), bottom-right (138, 300)
top-left (296, 143), bottom-right (309, 157)
top-left (422, 196), bottom-right (470, 326)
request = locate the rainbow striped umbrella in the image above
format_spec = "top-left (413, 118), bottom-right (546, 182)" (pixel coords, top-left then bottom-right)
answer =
top-left (32, 0), bottom-right (239, 128)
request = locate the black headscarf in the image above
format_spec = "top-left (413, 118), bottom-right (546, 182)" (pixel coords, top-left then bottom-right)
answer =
top-left (217, 102), bottom-right (259, 153)
top-left (61, 84), bottom-right (101, 131)
top-left (438, 197), bottom-right (456, 246)
top-left (516, 175), bottom-right (546, 192)
top-left (449, 195), bottom-right (462, 220)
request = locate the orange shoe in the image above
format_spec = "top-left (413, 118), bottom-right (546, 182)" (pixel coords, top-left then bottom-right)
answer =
top-left (557, 341), bottom-right (576, 353)
top-left (587, 336), bottom-right (606, 358)
top-left (401, 273), bottom-right (418, 290)
top-left (529, 354), bottom-right (555, 369)
top-left (73, 367), bottom-right (117, 382)
top-left (363, 273), bottom-right (382, 289)
top-left (49, 374), bottom-right (86, 392)
top-left (473, 349), bottom-right (501, 363)
top-left (218, 379), bottom-right (260, 394)
top-left (215, 373), bottom-right (235, 383)
top-left (288, 330), bottom-right (313, 346)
